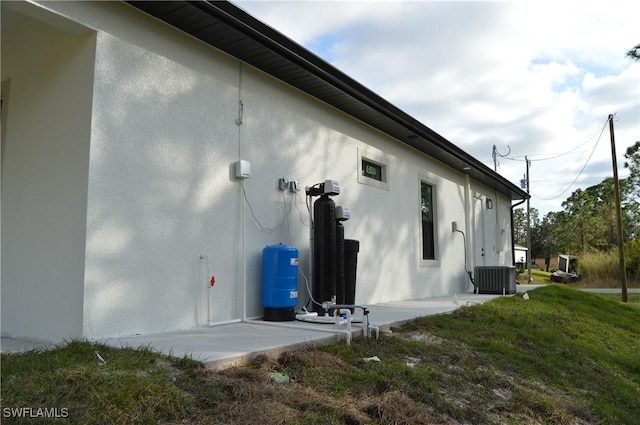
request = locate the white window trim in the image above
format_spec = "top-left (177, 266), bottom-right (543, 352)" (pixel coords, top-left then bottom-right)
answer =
top-left (419, 173), bottom-right (440, 267)
top-left (357, 147), bottom-right (390, 190)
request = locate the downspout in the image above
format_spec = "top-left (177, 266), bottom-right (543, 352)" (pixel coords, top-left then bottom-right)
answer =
top-left (494, 189), bottom-right (500, 260)
top-left (464, 172), bottom-right (474, 291)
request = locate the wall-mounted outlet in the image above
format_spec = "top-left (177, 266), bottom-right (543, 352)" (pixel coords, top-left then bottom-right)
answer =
top-left (289, 180), bottom-right (300, 192)
top-left (278, 177), bottom-right (288, 191)
top-left (452, 221), bottom-right (458, 233)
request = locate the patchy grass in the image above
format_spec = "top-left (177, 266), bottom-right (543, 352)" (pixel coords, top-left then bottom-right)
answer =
top-left (1, 341), bottom-right (199, 424)
top-left (2, 286), bottom-right (639, 424)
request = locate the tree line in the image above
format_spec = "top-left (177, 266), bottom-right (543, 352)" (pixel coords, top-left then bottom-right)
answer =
top-left (513, 141), bottom-right (640, 278)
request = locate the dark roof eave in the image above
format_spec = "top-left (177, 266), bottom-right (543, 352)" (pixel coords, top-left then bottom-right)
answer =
top-left (126, 0), bottom-right (529, 201)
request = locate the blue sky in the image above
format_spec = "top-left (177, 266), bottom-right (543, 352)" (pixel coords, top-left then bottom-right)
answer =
top-left (235, 1), bottom-right (639, 215)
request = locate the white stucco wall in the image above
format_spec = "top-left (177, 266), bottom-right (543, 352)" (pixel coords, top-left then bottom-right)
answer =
top-left (1, 6), bottom-right (95, 340)
top-left (83, 29), bottom-right (246, 338)
top-left (4, 1), bottom-right (517, 340)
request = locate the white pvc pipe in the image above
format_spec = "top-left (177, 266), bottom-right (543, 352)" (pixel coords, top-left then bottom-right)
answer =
top-left (206, 318), bottom-right (242, 327)
top-left (200, 254), bottom-right (213, 326)
top-left (242, 184), bottom-right (247, 321)
top-left (308, 193), bottom-right (314, 309)
top-left (238, 180), bottom-right (248, 322)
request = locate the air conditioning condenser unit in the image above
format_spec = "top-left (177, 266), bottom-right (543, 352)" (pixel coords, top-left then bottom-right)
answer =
top-left (474, 266), bottom-right (516, 295)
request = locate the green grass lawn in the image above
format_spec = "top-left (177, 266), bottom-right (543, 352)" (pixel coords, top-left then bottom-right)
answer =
top-left (517, 268), bottom-right (552, 284)
top-left (597, 292), bottom-right (640, 304)
top-left (2, 285), bottom-right (639, 424)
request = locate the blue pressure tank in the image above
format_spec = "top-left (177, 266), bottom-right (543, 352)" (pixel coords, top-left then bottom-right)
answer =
top-left (262, 244), bottom-right (298, 321)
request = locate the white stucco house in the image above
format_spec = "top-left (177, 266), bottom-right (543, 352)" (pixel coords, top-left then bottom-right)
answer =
top-left (1, 0), bottom-right (528, 343)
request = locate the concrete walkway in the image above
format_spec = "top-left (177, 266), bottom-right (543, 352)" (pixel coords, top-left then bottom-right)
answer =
top-left (2, 285), bottom-right (635, 369)
top-left (1, 291), bottom-right (501, 368)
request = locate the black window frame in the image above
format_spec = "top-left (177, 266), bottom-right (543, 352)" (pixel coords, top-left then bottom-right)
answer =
top-left (421, 181), bottom-right (436, 261)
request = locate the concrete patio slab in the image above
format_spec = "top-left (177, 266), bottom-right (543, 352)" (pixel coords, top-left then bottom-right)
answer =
top-left (106, 321), bottom-right (340, 369)
top-left (12, 284), bottom-right (627, 369)
top-left (0, 336), bottom-right (55, 354)
top-left (2, 291), bottom-right (507, 368)
top-left (105, 291), bottom-right (505, 369)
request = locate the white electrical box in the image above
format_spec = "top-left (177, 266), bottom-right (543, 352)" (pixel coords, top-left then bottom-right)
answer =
top-left (235, 160), bottom-right (251, 179)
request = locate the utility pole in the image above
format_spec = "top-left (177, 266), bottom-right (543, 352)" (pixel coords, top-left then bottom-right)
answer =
top-left (526, 156), bottom-right (532, 284)
top-left (492, 145), bottom-right (498, 171)
top-left (608, 114), bottom-right (628, 303)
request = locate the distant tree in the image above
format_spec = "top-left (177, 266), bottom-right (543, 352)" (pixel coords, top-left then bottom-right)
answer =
top-left (529, 209), bottom-right (544, 254)
top-left (627, 43), bottom-right (640, 61)
top-left (560, 188), bottom-right (608, 253)
top-left (536, 212), bottom-right (559, 270)
top-left (548, 178), bottom-right (638, 254)
top-left (620, 178), bottom-right (640, 241)
top-left (551, 211), bottom-right (576, 254)
top-left (621, 143), bottom-right (640, 240)
top-left (624, 141), bottom-right (640, 190)
top-left (585, 179), bottom-right (618, 248)
top-left (513, 208), bottom-right (527, 246)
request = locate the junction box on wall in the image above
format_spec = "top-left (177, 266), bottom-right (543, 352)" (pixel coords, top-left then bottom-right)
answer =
top-left (235, 160), bottom-right (251, 179)
top-left (278, 177), bottom-right (301, 192)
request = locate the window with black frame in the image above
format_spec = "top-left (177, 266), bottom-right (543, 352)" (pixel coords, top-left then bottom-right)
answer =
top-left (421, 181), bottom-right (435, 260)
top-left (362, 159), bottom-right (383, 181)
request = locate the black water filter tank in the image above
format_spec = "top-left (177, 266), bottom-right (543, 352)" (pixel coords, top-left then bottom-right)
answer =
top-left (344, 239), bottom-right (359, 307)
top-left (336, 221), bottom-right (345, 305)
top-left (312, 194), bottom-right (336, 314)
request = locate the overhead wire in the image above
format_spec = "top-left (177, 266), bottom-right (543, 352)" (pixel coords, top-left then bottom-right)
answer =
top-left (495, 117), bottom-right (611, 163)
top-left (530, 116), bottom-right (610, 201)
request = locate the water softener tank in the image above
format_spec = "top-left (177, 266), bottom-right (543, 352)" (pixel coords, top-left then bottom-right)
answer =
top-left (312, 195), bottom-right (336, 315)
top-left (262, 244), bottom-right (298, 321)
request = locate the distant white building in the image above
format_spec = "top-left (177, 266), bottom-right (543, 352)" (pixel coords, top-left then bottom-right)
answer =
top-left (514, 245), bottom-right (528, 267)
top-left (1, 0), bottom-right (528, 342)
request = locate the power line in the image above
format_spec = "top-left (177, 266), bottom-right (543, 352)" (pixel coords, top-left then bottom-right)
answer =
top-left (495, 118), bottom-right (610, 163)
top-left (530, 175), bottom-right (616, 183)
top-left (530, 116), bottom-right (610, 201)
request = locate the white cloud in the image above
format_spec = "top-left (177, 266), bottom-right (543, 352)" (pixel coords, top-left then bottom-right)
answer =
top-left (235, 0), bottom-right (640, 215)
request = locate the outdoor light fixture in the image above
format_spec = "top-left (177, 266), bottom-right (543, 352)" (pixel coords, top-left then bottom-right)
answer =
top-left (486, 198), bottom-right (493, 209)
